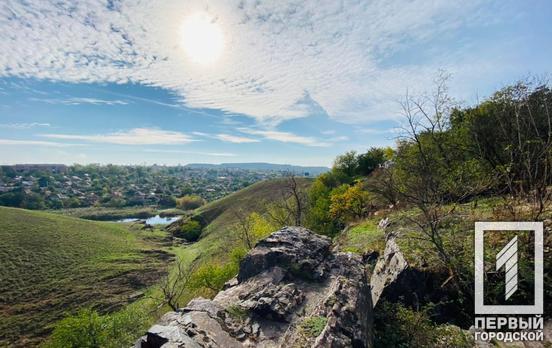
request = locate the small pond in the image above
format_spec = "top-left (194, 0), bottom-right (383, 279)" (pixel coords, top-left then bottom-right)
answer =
top-left (117, 215), bottom-right (180, 225)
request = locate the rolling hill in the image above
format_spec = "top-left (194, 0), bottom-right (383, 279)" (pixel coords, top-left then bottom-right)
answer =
top-left (0, 207), bottom-right (170, 347)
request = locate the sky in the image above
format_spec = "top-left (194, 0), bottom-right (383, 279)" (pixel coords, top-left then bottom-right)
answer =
top-left (0, 0), bottom-right (551, 167)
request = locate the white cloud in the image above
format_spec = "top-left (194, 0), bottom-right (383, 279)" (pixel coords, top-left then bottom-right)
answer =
top-left (30, 97), bottom-right (128, 105)
top-left (240, 128), bottom-right (330, 147)
top-left (0, 139), bottom-right (80, 147)
top-left (144, 149), bottom-right (237, 157)
top-left (0, 122), bottom-right (50, 129)
top-left (40, 128), bottom-right (194, 145)
top-left (215, 133), bottom-right (259, 143)
top-left (0, 0), bottom-right (501, 124)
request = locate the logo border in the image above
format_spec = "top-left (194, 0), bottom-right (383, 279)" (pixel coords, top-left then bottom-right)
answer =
top-left (474, 221), bottom-right (543, 315)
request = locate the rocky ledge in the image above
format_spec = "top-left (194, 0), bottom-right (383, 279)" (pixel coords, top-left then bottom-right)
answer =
top-left (135, 226), bottom-right (373, 348)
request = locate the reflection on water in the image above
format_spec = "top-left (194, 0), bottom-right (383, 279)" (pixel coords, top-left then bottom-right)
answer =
top-left (117, 215), bottom-right (180, 225)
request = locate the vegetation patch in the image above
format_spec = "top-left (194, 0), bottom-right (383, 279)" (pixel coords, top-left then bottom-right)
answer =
top-left (299, 316), bottom-right (328, 337)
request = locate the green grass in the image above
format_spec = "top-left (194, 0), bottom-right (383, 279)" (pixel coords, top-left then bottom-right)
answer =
top-left (0, 207), bottom-right (170, 347)
top-left (337, 218), bottom-right (386, 255)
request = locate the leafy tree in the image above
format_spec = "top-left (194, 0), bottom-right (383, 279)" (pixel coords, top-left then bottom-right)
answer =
top-left (357, 147), bottom-right (387, 176)
top-left (332, 151), bottom-right (359, 179)
top-left (233, 211), bottom-right (275, 249)
top-left (452, 80), bottom-right (552, 218)
top-left (329, 182), bottom-right (374, 223)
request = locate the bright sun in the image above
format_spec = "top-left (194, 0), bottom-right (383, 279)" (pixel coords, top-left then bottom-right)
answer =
top-left (180, 13), bottom-right (225, 65)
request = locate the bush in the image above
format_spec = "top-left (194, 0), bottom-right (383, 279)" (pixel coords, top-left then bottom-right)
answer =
top-left (45, 308), bottom-right (107, 348)
top-left (374, 301), bottom-right (472, 348)
top-left (175, 219), bottom-right (203, 241)
top-left (45, 307), bottom-right (150, 348)
top-left (176, 195), bottom-right (206, 210)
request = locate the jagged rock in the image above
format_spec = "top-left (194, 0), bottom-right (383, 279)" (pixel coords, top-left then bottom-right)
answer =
top-left (136, 226), bottom-right (373, 348)
top-left (370, 235), bottom-right (408, 306)
top-left (237, 227), bottom-right (331, 282)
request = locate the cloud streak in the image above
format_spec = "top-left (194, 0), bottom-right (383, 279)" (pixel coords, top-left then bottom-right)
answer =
top-left (0, 122), bottom-right (51, 129)
top-left (40, 128), bottom-right (194, 145)
top-left (239, 128), bottom-right (331, 147)
top-left (30, 97), bottom-right (128, 106)
top-left (215, 133), bottom-right (259, 143)
top-left (0, 139), bottom-right (80, 147)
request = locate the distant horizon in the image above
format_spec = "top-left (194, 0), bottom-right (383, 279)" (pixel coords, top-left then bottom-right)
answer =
top-left (0, 161), bottom-right (331, 169)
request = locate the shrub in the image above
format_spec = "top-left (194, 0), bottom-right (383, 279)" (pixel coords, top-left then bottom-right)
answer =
top-left (176, 195), bottom-right (206, 210)
top-left (374, 301), bottom-right (472, 348)
top-left (45, 308), bottom-right (108, 348)
top-left (45, 307), bottom-right (150, 348)
top-left (175, 219), bottom-right (203, 241)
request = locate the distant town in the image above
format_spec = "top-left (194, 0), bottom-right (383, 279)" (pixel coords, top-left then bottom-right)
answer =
top-left (0, 163), bottom-right (322, 210)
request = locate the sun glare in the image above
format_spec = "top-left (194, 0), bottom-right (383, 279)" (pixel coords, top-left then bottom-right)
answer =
top-left (180, 13), bottom-right (225, 65)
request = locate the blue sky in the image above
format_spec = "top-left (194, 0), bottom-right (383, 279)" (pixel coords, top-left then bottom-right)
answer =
top-left (0, 0), bottom-right (551, 166)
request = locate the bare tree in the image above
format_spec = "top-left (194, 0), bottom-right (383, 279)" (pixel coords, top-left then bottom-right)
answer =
top-left (233, 209), bottom-right (255, 249)
top-left (266, 175), bottom-right (308, 226)
top-left (395, 71), bottom-right (486, 293)
top-left (158, 260), bottom-right (195, 311)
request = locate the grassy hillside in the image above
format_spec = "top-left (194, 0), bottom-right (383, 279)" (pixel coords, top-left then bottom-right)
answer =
top-left (197, 177), bottom-right (312, 235)
top-left (0, 207), bottom-right (170, 347)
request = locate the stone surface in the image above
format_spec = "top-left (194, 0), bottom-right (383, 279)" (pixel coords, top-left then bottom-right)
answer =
top-left (136, 226), bottom-right (373, 348)
top-left (370, 234), bottom-right (408, 306)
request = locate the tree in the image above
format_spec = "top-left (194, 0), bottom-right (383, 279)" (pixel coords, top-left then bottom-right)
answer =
top-left (233, 211), bottom-right (274, 249)
top-left (393, 71), bottom-right (485, 294)
top-left (333, 151), bottom-right (359, 179)
top-left (266, 176), bottom-right (308, 227)
top-left (357, 147), bottom-right (386, 176)
top-left (329, 182), bottom-right (374, 223)
top-left (159, 260), bottom-right (195, 311)
top-left (453, 79), bottom-right (552, 219)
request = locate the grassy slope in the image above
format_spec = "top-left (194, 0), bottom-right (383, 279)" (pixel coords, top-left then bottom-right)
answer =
top-left (0, 207), bottom-right (169, 347)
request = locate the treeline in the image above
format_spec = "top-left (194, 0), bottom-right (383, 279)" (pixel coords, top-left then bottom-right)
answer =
top-left (305, 77), bottom-right (552, 237)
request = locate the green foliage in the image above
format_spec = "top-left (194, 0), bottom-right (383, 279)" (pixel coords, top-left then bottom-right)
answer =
top-left (46, 306), bottom-right (151, 348)
top-left (190, 260), bottom-right (238, 293)
top-left (176, 195), bottom-right (206, 210)
top-left (176, 219), bottom-right (203, 241)
top-left (374, 302), bottom-right (472, 348)
top-left (45, 308), bottom-right (108, 348)
top-left (329, 182), bottom-right (374, 223)
top-left (357, 147), bottom-right (387, 176)
top-left (225, 304), bottom-right (248, 321)
top-left (305, 177), bottom-right (343, 236)
top-left (299, 316), bottom-right (328, 337)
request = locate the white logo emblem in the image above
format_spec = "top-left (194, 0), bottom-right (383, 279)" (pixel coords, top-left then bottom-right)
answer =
top-left (475, 222), bottom-right (543, 315)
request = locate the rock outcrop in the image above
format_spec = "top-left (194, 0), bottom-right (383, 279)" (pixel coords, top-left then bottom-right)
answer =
top-left (135, 227), bottom-right (373, 348)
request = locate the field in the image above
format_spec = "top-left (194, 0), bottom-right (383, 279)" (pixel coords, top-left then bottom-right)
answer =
top-left (0, 207), bottom-right (171, 347)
